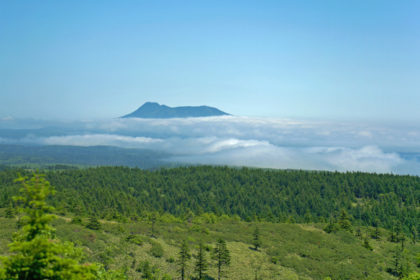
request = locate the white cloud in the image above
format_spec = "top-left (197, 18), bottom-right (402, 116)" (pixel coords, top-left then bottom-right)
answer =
top-left (2, 116), bottom-right (420, 174)
top-left (172, 144), bottom-right (403, 174)
top-left (42, 134), bottom-right (162, 148)
top-left (0, 116), bottom-right (13, 121)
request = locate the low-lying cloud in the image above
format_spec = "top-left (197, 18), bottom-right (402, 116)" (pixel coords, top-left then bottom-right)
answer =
top-left (43, 134), bottom-right (162, 148)
top-left (1, 116), bottom-right (420, 175)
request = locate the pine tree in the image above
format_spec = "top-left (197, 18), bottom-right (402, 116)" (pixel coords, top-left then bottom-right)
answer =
top-left (4, 206), bottom-right (14, 218)
top-left (411, 226), bottom-right (417, 244)
top-left (372, 225), bottom-right (381, 240)
top-left (0, 174), bottom-right (99, 279)
top-left (252, 226), bottom-right (262, 251)
top-left (213, 238), bottom-right (230, 280)
top-left (149, 212), bottom-right (158, 238)
top-left (390, 226), bottom-right (398, 243)
top-left (392, 245), bottom-right (411, 279)
top-left (324, 219), bottom-right (339, 234)
top-left (355, 227), bottom-right (362, 239)
top-left (194, 242), bottom-right (208, 280)
top-left (177, 240), bottom-right (191, 280)
top-left (86, 216), bottom-right (101, 230)
top-left (338, 209), bottom-right (352, 232)
top-left (362, 236), bottom-right (373, 251)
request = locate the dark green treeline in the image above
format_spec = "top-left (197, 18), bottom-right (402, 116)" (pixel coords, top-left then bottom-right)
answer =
top-left (0, 166), bottom-right (418, 233)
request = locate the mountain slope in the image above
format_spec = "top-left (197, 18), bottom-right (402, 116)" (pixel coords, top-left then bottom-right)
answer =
top-left (122, 102), bottom-right (230, 118)
top-left (0, 215), bottom-right (418, 279)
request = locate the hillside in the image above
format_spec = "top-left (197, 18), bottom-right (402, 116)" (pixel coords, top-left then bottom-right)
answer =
top-left (0, 166), bottom-right (419, 279)
top-left (0, 166), bottom-right (418, 234)
top-left (0, 213), bottom-right (419, 279)
top-left (122, 102), bottom-right (230, 118)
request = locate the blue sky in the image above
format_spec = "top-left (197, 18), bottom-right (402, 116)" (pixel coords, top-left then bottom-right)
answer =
top-left (1, 1), bottom-right (419, 121)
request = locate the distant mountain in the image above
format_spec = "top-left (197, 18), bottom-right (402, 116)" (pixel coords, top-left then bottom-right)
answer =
top-left (121, 102), bottom-right (230, 118)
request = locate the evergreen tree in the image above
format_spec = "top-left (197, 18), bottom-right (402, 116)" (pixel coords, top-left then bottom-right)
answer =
top-left (390, 226), bottom-right (399, 243)
top-left (338, 209), bottom-right (352, 232)
top-left (372, 225), bottom-right (381, 240)
top-left (355, 227), bottom-right (362, 239)
top-left (0, 174), bottom-right (100, 279)
top-left (177, 240), bottom-right (191, 280)
top-left (137, 261), bottom-right (160, 280)
top-left (86, 216), bottom-right (101, 230)
top-left (324, 218), bottom-right (339, 234)
top-left (213, 238), bottom-right (230, 280)
top-left (149, 212), bottom-right (158, 238)
top-left (411, 226), bottom-right (417, 244)
top-left (252, 226), bottom-right (262, 251)
top-left (0, 166), bottom-right (418, 234)
top-left (194, 242), bottom-right (208, 280)
top-left (395, 222), bottom-right (403, 242)
top-left (362, 236), bottom-right (373, 251)
top-left (4, 206), bottom-right (14, 218)
top-left (391, 245), bottom-right (411, 279)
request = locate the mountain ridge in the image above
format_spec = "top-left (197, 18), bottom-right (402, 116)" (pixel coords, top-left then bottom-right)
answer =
top-left (121, 102), bottom-right (230, 118)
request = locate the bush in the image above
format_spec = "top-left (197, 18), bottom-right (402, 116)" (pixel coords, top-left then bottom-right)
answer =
top-left (86, 217), bottom-right (101, 230)
top-left (136, 260), bottom-right (160, 279)
top-left (402, 273), bottom-right (420, 280)
top-left (0, 173), bottom-right (123, 279)
top-left (71, 216), bottom-right (83, 225)
top-left (324, 221), bottom-right (339, 233)
top-left (126, 234), bottom-right (143, 246)
top-left (149, 241), bottom-right (164, 258)
top-left (271, 256), bottom-right (279, 264)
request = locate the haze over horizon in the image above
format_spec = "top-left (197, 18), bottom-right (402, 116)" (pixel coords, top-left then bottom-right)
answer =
top-left (1, 1), bottom-right (420, 175)
top-left (1, 1), bottom-right (419, 121)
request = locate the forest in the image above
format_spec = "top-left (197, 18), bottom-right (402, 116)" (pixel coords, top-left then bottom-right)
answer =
top-left (0, 166), bottom-right (419, 279)
top-left (0, 165), bottom-right (418, 233)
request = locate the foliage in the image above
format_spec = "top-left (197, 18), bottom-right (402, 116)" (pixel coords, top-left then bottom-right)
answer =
top-left (149, 241), bottom-right (164, 258)
top-left (194, 242), bottom-right (208, 280)
top-left (362, 236), bottom-right (373, 251)
top-left (0, 174), bottom-right (98, 279)
top-left (212, 238), bottom-right (230, 280)
top-left (86, 216), bottom-right (101, 230)
top-left (412, 226), bottom-right (418, 244)
top-left (403, 273), bottom-right (420, 280)
top-left (338, 209), bottom-right (353, 232)
top-left (324, 209), bottom-right (353, 234)
top-left (388, 243), bottom-right (412, 279)
top-left (0, 173), bottom-right (125, 280)
top-left (0, 166), bottom-right (419, 279)
top-left (324, 219), bottom-right (340, 233)
top-left (126, 234), bottom-right (143, 246)
top-left (0, 166), bottom-right (418, 235)
top-left (252, 226), bottom-right (261, 251)
top-left (71, 216), bottom-right (83, 225)
top-left (4, 207), bottom-right (14, 219)
top-left (177, 240), bottom-right (191, 280)
top-left (136, 260), bottom-right (160, 280)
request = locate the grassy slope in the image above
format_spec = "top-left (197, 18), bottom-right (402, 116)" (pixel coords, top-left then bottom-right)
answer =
top-left (1, 215), bottom-right (418, 280)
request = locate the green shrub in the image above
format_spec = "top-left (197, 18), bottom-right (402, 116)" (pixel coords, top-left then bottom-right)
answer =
top-left (71, 216), bottom-right (83, 225)
top-left (126, 234), bottom-right (143, 246)
top-left (149, 241), bottom-right (164, 258)
top-left (86, 217), bottom-right (101, 230)
top-left (136, 260), bottom-right (160, 279)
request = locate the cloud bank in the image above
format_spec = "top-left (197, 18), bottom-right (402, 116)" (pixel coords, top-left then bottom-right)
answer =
top-left (1, 116), bottom-right (420, 175)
